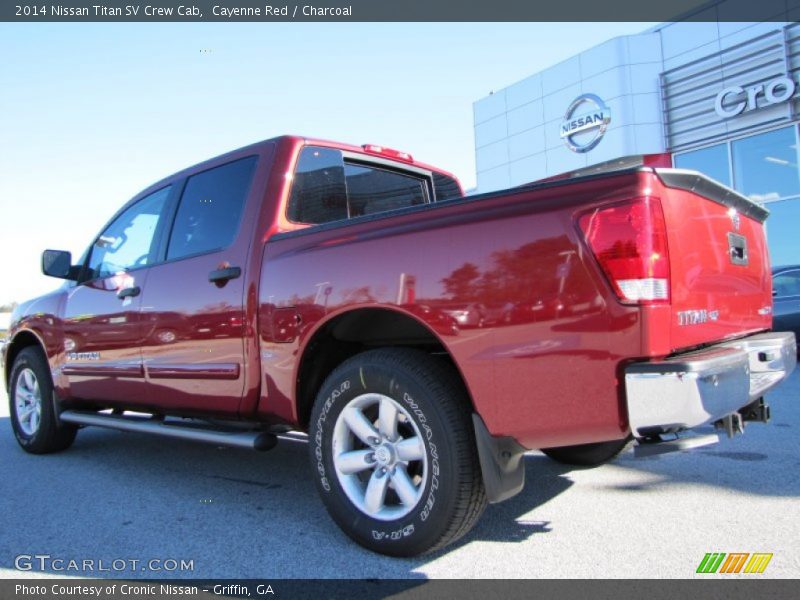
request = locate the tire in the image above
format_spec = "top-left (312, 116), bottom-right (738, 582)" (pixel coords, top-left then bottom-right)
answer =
top-left (9, 347), bottom-right (77, 454)
top-left (309, 348), bottom-right (486, 557)
top-left (541, 436), bottom-right (631, 467)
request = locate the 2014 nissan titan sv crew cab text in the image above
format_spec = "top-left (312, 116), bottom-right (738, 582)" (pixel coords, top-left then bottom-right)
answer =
top-left (3, 136), bottom-right (796, 556)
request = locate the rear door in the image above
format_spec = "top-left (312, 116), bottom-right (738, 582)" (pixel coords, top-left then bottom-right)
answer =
top-left (139, 155), bottom-right (259, 415)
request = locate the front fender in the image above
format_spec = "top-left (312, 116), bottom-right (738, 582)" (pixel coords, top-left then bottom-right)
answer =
top-left (4, 290), bottom-right (66, 393)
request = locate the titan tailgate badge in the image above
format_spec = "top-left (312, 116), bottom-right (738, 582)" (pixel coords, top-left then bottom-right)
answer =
top-left (677, 309), bottom-right (720, 326)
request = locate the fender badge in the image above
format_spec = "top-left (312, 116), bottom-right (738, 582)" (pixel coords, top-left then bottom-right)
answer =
top-left (66, 352), bottom-right (101, 361)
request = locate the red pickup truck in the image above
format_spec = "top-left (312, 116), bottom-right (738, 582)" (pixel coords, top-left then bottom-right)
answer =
top-left (3, 136), bottom-right (796, 556)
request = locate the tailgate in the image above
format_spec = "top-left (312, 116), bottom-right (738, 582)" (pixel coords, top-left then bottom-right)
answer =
top-left (654, 169), bottom-right (772, 353)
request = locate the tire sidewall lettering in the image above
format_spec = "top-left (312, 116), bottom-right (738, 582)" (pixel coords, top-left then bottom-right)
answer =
top-left (400, 391), bottom-right (439, 523)
top-left (308, 350), bottom-right (484, 556)
top-left (312, 365), bottom-right (447, 544)
top-left (314, 380), bottom-right (351, 493)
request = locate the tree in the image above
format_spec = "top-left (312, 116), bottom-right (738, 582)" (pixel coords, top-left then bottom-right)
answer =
top-left (441, 263), bottom-right (481, 301)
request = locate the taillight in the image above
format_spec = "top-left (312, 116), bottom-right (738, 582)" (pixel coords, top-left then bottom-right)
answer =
top-left (578, 197), bottom-right (670, 304)
top-left (361, 144), bottom-right (414, 163)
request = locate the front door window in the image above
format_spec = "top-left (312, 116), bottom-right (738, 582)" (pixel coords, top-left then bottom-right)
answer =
top-left (86, 186), bottom-right (171, 281)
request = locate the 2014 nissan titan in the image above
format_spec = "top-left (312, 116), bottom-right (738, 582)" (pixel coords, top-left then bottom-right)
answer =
top-left (3, 136), bottom-right (795, 556)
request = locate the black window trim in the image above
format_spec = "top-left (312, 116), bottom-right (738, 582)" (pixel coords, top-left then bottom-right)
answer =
top-left (153, 178), bottom-right (187, 264)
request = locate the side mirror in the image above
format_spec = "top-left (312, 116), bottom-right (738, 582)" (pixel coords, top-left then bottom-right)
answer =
top-left (42, 249), bottom-right (78, 280)
top-left (772, 289), bottom-right (778, 297)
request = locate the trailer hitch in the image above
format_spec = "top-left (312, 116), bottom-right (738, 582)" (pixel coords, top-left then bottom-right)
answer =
top-left (713, 398), bottom-right (770, 438)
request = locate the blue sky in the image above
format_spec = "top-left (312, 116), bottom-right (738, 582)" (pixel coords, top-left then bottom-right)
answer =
top-left (0, 22), bottom-right (654, 305)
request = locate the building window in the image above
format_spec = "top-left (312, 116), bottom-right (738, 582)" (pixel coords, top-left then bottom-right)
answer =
top-left (731, 126), bottom-right (800, 203)
top-left (674, 143), bottom-right (731, 187)
top-left (763, 199), bottom-right (800, 268)
top-left (673, 127), bottom-right (800, 270)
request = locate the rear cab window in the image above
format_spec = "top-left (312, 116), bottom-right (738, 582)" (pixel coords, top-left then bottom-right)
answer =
top-left (287, 145), bottom-right (458, 226)
top-left (286, 147), bottom-right (348, 224)
top-left (344, 163), bottom-right (427, 217)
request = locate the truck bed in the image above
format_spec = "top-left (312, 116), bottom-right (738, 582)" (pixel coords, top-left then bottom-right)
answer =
top-left (258, 166), bottom-right (771, 448)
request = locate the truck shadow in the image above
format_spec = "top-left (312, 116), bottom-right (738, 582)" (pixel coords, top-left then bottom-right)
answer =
top-left (0, 397), bottom-right (797, 579)
top-left (0, 416), bottom-right (570, 579)
top-left (602, 371), bottom-right (800, 498)
top-left (600, 430), bottom-right (800, 498)
top-left (447, 454), bottom-right (568, 546)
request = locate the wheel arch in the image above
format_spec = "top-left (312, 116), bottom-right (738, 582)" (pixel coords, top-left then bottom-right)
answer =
top-left (4, 329), bottom-right (47, 390)
top-left (294, 306), bottom-right (474, 430)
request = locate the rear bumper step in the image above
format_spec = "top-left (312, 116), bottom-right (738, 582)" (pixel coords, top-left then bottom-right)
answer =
top-left (59, 410), bottom-right (277, 451)
top-left (625, 331), bottom-right (796, 438)
top-left (634, 432), bottom-right (720, 457)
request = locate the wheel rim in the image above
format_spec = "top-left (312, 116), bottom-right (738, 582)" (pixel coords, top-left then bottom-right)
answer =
top-left (332, 393), bottom-right (428, 521)
top-left (15, 368), bottom-right (43, 436)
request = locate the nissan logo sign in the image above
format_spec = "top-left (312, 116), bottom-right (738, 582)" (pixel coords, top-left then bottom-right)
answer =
top-left (715, 75), bottom-right (798, 119)
top-left (560, 94), bottom-right (611, 153)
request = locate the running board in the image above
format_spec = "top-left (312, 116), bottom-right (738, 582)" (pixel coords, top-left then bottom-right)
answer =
top-left (59, 410), bottom-right (277, 451)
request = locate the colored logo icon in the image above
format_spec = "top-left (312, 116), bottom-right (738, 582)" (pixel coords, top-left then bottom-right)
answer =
top-left (696, 552), bottom-right (773, 574)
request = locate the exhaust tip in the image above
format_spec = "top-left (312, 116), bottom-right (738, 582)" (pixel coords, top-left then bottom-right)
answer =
top-left (253, 433), bottom-right (278, 452)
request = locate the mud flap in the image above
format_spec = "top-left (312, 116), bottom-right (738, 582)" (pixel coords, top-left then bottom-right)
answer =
top-left (472, 413), bottom-right (527, 503)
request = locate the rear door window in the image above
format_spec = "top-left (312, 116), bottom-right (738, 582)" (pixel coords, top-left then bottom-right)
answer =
top-left (166, 156), bottom-right (257, 260)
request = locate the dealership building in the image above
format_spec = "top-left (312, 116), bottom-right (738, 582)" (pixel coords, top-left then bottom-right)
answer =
top-left (473, 12), bottom-right (800, 267)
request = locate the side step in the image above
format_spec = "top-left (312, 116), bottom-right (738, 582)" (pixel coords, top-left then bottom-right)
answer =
top-left (60, 410), bottom-right (277, 451)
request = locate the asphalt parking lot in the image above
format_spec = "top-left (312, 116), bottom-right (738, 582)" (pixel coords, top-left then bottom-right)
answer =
top-left (0, 370), bottom-right (798, 579)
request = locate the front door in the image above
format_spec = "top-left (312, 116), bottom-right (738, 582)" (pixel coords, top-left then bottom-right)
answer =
top-left (62, 186), bottom-right (172, 404)
top-left (139, 156), bottom-right (259, 415)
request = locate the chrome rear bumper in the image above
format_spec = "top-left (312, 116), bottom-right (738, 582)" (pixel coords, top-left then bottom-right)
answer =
top-left (625, 331), bottom-right (796, 438)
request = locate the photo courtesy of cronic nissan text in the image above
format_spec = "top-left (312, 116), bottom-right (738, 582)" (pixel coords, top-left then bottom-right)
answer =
top-left (0, 0), bottom-right (798, 597)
